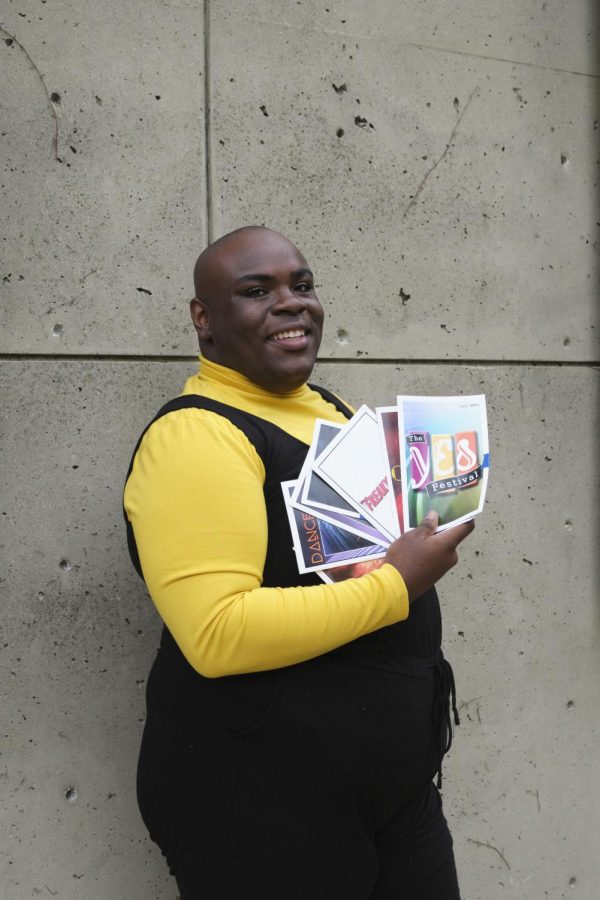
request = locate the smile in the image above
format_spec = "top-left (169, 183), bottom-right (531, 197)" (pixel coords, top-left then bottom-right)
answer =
top-left (268, 328), bottom-right (308, 342)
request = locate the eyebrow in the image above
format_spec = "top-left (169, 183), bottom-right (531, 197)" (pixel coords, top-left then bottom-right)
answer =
top-left (234, 268), bottom-right (313, 286)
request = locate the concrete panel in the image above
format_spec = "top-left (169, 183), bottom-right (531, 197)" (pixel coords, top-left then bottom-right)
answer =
top-left (222, 0), bottom-right (599, 75)
top-left (209, 5), bottom-right (599, 362)
top-left (2, 357), bottom-right (598, 898)
top-left (0, 1), bottom-right (206, 355)
top-left (315, 360), bottom-right (600, 898)
top-left (1, 360), bottom-right (190, 900)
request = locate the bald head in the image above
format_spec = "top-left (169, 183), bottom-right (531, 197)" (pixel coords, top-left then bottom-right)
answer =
top-left (193, 226), bottom-right (296, 302)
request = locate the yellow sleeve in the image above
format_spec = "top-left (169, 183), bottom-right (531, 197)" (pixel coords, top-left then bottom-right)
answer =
top-left (124, 409), bottom-right (409, 677)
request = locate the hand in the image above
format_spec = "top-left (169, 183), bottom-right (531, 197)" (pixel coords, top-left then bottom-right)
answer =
top-left (384, 511), bottom-right (475, 603)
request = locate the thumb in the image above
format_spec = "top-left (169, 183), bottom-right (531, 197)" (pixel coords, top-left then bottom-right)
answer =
top-left (419, 510), bottom-right (439, 532)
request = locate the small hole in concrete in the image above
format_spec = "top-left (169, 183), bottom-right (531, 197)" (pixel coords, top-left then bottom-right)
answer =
top-left (566, 700), bottom-right (574, 709)
top-left (65, 787), bottom-right (78, 803)
top-left (5, 37), bottom-right (14, 46)
top-left (564, 519), bottom-right (572, 531)
top-left (336, 128), bottom-right (344, 138)
top-left (563, 337), bottom-right (570, 347)
top-left (52, 324), bottom-right (64, 337)
top-left (560, 153), bottom-right (568, 166)
top-left (50, 92), bottom-right (61, 104)
top-left (59, 559), bottom-right (71, 571)
top-left (569, 877), bottom-right (576, 887)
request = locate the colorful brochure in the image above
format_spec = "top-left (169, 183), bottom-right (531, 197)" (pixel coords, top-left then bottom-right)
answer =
top-left (281, 393), bottom-right (489, 583)
top-left (375, 406), bottom-right (405, 536)
top-left (282, 482), bottom-right (387, 574)
top-left (318, 558), bottom-right (385, 584)
top-left (290, 477), bottom-right (391, 545)
top-left (313, 406), bottom-right (400, 542)
top-left (292, 420), bottom-right (360, 518)
top-left (397, 394), bottom-right (489, 532)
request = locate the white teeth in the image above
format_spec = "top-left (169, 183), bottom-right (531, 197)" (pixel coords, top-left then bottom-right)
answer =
top-left (270, 329), bottom-right (306, 341)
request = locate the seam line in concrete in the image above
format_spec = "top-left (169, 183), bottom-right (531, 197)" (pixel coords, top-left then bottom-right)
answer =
top-left (318, 358), bottom-right (600, 368)
top-left (204, 0), bottom-right (214, 244)
top-left (235, 14), bottom-right (599, 80)
top-left (0, 354), bottom-right (597, 368)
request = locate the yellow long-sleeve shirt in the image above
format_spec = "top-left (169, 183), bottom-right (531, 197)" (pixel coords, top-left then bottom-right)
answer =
top-left (124, 357), bottom-right (409, 677)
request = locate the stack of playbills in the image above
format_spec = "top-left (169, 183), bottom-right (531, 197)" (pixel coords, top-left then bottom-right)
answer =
top-left (282, 395), bottom-right (490, 584)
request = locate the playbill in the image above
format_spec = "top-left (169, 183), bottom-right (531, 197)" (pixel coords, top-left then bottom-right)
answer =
top-left (397, 394), bottom-right (489, 532)
top-left (313, 406), bottom-right (399, 542)
top-left (281, 482), bottom-right (387, 574)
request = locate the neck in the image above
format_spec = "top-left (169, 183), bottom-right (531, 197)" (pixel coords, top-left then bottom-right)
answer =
top-left (198, 356), bottom-right (309, 399)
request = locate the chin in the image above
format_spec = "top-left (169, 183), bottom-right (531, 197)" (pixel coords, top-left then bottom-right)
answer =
top-left (264, 366), bottom-right (313, 393)
top-left (285, 361), bottom-right (317, 386)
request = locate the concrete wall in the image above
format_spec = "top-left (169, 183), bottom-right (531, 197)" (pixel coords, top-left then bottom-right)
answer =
top-left (1, 1), bottom-right (598, 897)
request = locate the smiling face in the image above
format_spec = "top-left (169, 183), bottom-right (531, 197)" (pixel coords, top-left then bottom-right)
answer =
top-left (190, 228), bottom-right (324, 393)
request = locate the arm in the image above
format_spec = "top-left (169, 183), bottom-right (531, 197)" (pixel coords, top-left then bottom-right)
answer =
top-left (124, 408), bottom-right (409, 677)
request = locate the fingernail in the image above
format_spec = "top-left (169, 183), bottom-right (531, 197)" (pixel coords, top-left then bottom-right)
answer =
top-left (425, 511), bottom-right (437, 523)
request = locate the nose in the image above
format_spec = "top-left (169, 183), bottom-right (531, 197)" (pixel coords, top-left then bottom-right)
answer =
top-left (270, 286), bottom-right (306, 315)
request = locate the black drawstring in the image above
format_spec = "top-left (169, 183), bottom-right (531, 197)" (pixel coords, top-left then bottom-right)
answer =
top-left (432, 654), bottom-right (460, 789)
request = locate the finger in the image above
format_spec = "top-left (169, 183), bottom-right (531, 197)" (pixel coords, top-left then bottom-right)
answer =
top-left (440, 519), bottom-right (475, 549)
top-left (418, 510), bottom-right (439, 532)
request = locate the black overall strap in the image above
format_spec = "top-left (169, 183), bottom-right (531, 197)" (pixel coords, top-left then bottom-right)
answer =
top-left (307, 383), bottom-right (354, 420)
top-left (123, 395), bottom-right (273, 578)
top-left (123, 395), bottom-right (253, 483)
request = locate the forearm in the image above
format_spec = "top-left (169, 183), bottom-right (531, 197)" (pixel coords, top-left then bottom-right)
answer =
top-left (144, 563), bottom-right (408, 676)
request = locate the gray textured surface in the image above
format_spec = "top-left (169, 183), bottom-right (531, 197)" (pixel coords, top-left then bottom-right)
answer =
top-left (210, 2), bottom-right (599, 362)
top-left (222, 0), bottom-right (598, 74)
top-left (1, 0), bottom-right (598, 897)
top-left (1, 362), bottom-right (180, 899)
top-left (0, 1), bottom-right (206, 355)
top-left (1, 359), bottom-right (598, 898)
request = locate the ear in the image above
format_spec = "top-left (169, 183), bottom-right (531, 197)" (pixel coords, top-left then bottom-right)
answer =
top-left (190, 298), bottom-right (212, 342)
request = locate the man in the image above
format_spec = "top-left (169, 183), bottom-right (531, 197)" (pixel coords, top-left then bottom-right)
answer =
top-left (124, 226), bottom-right (473, 899)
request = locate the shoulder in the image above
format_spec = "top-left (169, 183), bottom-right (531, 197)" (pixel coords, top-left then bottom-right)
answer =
top-left (132, 403), bottom-right (265, 481)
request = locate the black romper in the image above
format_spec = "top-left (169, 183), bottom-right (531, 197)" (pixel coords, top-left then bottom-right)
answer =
top-left (125, 389), bottom-right (461, 900)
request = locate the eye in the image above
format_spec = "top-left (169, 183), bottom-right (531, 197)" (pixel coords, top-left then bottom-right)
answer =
top-left (295, 281), bottom-right (314, 293)
top-left (244, 286), bottom-right (268, 298)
